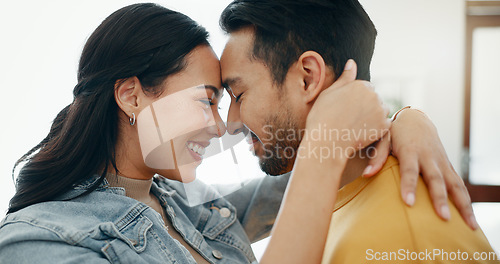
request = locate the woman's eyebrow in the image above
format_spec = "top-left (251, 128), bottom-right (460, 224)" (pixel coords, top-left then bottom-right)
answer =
top-left (198, 84), bottom-right (222, 99)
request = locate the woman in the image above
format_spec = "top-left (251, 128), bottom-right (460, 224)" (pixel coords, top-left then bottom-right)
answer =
top-left (0, 3), bottom-right (472, 263)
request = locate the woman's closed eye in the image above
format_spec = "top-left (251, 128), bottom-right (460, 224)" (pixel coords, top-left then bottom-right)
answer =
top-left (199, 98), bottom-right (222, 110)
top-left (199, 98), bottom-right (214, 108)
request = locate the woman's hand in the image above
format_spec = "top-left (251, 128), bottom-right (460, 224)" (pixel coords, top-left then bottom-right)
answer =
top-left (363, 108), bottom-right (478, 230)
top-left (306, 59), bottom-right (391, 156)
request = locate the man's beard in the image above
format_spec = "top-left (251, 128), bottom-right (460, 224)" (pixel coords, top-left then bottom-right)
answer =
top-left (258, 109), bottom-right (302, 176)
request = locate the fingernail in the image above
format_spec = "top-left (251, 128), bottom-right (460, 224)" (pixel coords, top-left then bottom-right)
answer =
top-left (405, 193), bottom-right (415, 207)
top-left (441, 205), bottom-right (451, 220)
top-left (362, 165), bottom-right (373, 177)
top-left (469, 215), bottom-right (479, 230)
top-left (344, 59), bottom-right (354, 71)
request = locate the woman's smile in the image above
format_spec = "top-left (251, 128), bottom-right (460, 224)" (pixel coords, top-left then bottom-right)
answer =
top-left (186, 141), bottom-right (209, 161)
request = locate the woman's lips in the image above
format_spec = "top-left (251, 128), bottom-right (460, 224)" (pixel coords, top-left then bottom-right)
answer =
top-left (186, 141), bottom-right (209, 162)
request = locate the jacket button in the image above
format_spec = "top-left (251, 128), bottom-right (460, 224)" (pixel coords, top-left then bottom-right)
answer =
top-left (212, 249), bottom-right (223, 259)
top-left (219, 207), bottom-right (231, 218)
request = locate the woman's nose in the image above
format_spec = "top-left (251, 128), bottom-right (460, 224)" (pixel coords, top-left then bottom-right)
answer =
top-left (206, 110), bottom-right (226, 138)
top-left (215, 118), bottom-right (227, 137)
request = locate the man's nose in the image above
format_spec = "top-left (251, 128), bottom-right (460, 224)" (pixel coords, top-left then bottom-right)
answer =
top-left (226, 101), bottom-right (247, 135)
top-left (206, 109), bottom-right (226, 138)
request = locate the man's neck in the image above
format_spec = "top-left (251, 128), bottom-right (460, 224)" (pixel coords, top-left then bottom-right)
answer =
top-left (338, 152), bottom-right (371, 189)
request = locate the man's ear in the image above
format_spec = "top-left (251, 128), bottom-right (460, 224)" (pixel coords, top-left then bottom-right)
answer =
top-left (297, 51), bottom-right (327, 104)
top-left (114, 77), bottom-right (142, 118)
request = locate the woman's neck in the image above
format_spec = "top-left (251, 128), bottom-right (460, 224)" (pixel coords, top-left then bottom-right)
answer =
top-left (112, 130), bottom-right (155, 180)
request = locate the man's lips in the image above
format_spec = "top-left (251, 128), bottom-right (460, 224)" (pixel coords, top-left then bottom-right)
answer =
top-left (246, 132), bottom-right (263, 155)
top-left (246, 132), bottom-right (260, 145)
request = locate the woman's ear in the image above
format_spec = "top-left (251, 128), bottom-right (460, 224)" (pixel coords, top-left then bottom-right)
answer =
top-left (114, 77), bottom-right (142, 117)
top-left (298, 51), bottom-right (327, 104)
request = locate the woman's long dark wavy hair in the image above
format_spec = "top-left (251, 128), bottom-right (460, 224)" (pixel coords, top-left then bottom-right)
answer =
top-left (8, 3), bottom-right (209, 213)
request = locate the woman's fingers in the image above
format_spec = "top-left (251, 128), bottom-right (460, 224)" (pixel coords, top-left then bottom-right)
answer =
top-left (363, 133), bottom-right (391, 177)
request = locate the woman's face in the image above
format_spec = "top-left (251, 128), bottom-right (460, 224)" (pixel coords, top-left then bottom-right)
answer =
top-left (137, 45), bottom-right (225, 182)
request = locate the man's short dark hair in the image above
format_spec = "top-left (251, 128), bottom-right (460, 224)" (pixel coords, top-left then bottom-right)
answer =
top-left (220, 0), bottom-right (377, 85)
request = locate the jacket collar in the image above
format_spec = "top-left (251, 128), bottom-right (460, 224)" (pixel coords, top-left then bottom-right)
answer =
top-left (55, 174), bottom-right (126, 201)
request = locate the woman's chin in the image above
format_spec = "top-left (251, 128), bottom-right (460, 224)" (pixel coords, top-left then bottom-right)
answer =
top-left (178, 163), bottom-right (199, 183)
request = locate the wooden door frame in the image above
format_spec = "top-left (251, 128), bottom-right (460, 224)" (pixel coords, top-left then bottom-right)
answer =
top-left (463, 2), bottom-right (500, 202)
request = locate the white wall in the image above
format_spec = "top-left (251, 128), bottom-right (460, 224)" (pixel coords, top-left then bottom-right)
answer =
top-left (361, 0), bottom-right (466, 175)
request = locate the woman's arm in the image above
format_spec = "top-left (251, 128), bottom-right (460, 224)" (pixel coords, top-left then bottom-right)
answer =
top-left (261, 140), bottom-right (347, 264)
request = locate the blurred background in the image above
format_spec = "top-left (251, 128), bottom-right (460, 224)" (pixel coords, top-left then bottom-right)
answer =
top-left (0, 0), bottom-right (498, 260)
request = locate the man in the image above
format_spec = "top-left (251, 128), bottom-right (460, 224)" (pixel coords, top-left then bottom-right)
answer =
top-left (218, 0), bottom-right (497, 263)
top-left (218, 1), bottom-right (476, 228)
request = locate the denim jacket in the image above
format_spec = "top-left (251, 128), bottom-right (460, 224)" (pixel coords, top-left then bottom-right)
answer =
top-left (0, 173), bottom-right (290, 264)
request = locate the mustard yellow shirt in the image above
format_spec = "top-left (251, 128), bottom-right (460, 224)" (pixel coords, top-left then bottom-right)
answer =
top-left (322, 156), bottom-right (499, 263)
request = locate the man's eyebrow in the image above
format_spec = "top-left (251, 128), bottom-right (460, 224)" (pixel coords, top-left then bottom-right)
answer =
top-left (198, 84), bottom-right (222, 99)
top-left (222, 77), bottom-right (241, 97)
top-left (222, 77), bottom-right (241, 89)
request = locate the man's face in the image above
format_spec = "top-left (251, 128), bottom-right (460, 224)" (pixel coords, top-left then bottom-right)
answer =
top-left (220, 28), bottom-right (306, 175)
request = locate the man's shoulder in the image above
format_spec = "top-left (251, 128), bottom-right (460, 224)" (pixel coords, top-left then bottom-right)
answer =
top-left (326, 156), bottom-right (496, 263)
top-left (334, 155), bottom-right (400, 211)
